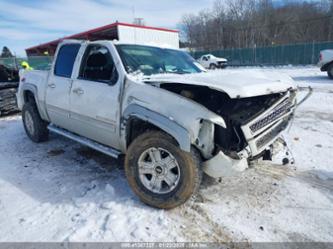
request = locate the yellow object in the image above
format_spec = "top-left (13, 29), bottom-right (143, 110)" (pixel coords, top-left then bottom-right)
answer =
top-left (21, 61), bottom-right (33, 70)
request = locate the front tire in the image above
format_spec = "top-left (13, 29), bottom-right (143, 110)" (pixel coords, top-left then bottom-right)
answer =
top-left (125, 131), bottom-right (202, 209)
top-left (209, 63), bottom-right (217, 70)
top-left (22, 102), bottom-right (49, 143)
top-left (327, 63), bottom-right (333, 79)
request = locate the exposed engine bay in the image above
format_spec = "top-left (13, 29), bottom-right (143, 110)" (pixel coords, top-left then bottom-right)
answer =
top-left (158, 83), bottom-right (293, 157)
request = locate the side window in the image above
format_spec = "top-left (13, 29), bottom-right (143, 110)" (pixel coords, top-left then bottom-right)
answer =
top-left (54, 44), bottom-right (80, 78)
top-left (79, 45), bottom-right (118, 84)
top-left (203, 56), bottom-right (208, 61)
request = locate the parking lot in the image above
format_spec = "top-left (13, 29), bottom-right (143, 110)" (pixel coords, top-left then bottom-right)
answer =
top-left (0, 66), bottom-right (332, 242)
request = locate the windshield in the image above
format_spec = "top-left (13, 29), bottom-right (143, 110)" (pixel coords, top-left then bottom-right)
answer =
top-left (115, 44), bottom-right (203, 76)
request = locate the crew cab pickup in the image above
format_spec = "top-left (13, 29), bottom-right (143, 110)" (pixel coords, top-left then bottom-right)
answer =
top-left (318, 50), bottom-right (333, 79)
top-left (17, 40), bottom-right (297, 209)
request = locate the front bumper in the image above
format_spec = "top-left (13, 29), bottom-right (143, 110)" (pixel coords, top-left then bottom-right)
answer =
top-left (203, 150), bottom-right (248, 177)
top-left (203, 90), bottom-right (297, 178)
top-left (203, 137), bottom-right (287, 178)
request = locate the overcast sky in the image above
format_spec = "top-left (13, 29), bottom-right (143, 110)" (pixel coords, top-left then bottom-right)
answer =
top-left (0, 0), bottom-right (218, 56)
top-left (0, 0), bottom-right (318, 56)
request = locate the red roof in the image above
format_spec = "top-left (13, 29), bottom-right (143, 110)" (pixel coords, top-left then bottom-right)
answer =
top-left (25, 22), bottom-right (179, 56)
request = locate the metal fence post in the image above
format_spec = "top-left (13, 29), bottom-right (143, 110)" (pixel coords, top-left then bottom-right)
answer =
top-left (311, 41), bottom-right (315, 64)
top-left (254, 44), bottom-right (257, 65)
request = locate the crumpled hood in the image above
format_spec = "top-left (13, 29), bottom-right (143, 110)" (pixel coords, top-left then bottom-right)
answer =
top-left (142, 69), bottom-right (296, 98)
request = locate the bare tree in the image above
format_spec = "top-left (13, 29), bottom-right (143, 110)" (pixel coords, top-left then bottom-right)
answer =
top-left (180, 0), bottom-right (332, 50)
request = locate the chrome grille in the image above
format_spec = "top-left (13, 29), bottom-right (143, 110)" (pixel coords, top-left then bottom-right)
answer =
top-left (249, 97), bottom-right (293, 133)
top-left (255, 121), bottom-right (288, 149)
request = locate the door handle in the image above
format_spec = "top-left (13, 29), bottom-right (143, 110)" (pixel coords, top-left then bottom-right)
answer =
top-left (73, 88), bottom-right (84, 95)
top-left (48, 83), bottom-right (56, 88)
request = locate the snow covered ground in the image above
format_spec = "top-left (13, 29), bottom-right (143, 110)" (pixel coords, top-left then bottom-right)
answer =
top-left (0, 66), bottom-right (332, 242)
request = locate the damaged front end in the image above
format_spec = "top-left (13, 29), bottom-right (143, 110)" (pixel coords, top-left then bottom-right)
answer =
top-left (151, 78), bottom-right (310, 178)
top-left (240, 90), bottom-right (296, 156)
top-left (191, 87), bottom-right (298, 178)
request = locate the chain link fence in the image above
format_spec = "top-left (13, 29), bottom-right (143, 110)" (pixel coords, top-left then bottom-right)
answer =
top-left (191, 41), bottom-right (333, 66)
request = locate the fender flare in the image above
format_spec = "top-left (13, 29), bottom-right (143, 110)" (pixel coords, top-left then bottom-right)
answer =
top-left (122, 104), bottom-right (191, 152)
top-left (21, 83), bottom-right (48, 121)
top-left (321, 61), bottom-right (333, 72)
top-left (20, 83), bottom-right (39, 108)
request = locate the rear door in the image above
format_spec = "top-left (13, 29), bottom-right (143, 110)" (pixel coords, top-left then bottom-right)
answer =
top-left (45, 42), bottom-right (81, 130)
top-left (201, 56), bottom-right (209, 68)
top-left (69, 42), bottom-right (122, 149)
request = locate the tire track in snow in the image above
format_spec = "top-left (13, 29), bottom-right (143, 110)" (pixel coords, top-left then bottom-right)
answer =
top-left (170, 198), bottom-right (239, 243)
top-left (254, 163), bottom-right (333, 192)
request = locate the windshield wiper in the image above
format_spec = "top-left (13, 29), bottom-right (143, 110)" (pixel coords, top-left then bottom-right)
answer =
top-left (174, 71), bottom-right (191, 74)
top-left (165, 68), bottom-right (191, 75)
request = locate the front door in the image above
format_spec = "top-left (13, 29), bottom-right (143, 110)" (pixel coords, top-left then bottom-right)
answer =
top-left (69, 44), bottom-right (121, 149)
top-left (46, 43), bottom-right (81, 130)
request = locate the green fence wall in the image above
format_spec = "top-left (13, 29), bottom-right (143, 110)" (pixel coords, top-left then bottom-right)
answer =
top-left (0, 56), bottom-right (53, 70)
top-left (1, 41), bottom-right (333, 69)
top-left (191, 41), bottom-right (333, 66)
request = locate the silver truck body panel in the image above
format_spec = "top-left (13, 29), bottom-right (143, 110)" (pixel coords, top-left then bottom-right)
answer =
top-left (121, 75), bottom-right (227, 156)
top-left (142, 69), bottom-right (296, 98)
top-left (17, 40), bottom-right (298, 178)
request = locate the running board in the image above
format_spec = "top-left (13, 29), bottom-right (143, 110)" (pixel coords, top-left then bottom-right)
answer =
top-left (47, 124), bottom-right (121, 158)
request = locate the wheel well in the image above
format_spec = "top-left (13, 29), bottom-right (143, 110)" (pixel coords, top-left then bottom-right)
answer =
top-left (328, 62), bottom-right (333, 69)
top-left (322, 61), bottom-right (333, 72)
top-left (125, 118), bottom-right (204, 167)
top-left (126, 118), bottom-right (161, 147)
top-left (23, 90), bottom-right (36, 104)
top-left (126, 117), bottom-right (180, 148)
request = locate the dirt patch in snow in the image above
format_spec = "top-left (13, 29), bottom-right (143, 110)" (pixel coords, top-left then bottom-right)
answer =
top-left (47, 149), bottom-right (65, 157)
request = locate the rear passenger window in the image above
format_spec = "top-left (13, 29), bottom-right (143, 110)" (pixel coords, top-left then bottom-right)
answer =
top-left (54, 44), bottom-right (80, 78)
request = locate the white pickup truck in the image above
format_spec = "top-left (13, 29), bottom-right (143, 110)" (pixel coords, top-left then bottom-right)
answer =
top-left (17, 40), bottom-right (298, 209)
top-left (197, 54), bottom-right (228, 69)
top-left (318, 50), bottom-right (333, 79)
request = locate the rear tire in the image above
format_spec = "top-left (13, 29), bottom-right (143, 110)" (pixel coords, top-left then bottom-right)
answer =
top-left (125, 131), bottom-right (202, 209)
top-left (327, 63), bottom-right (333, 79)
top-left (209, 63), bottom-right (217, 70)
top-left (22, 102), bottom-right (49, 143)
